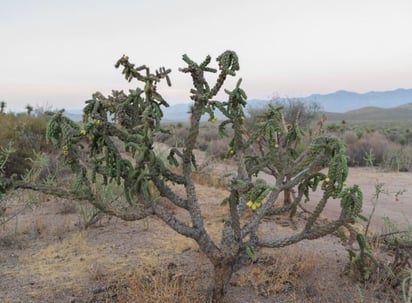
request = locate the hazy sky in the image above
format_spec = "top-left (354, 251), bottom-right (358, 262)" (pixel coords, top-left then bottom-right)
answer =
top-left (2, 0), bottom-right (412, 112)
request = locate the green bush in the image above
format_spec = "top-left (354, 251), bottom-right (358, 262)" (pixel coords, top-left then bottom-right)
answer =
top-left (0, 113), bottom-right (52, 178)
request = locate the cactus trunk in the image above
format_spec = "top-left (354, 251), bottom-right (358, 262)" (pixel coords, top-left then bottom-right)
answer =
top-left (209, 259), bottom-right (235, 303)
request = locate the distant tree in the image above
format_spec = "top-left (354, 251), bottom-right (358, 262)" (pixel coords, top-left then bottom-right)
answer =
top-left (0, 101), bottom-right (6, 114)
top-left (25, 104), bottom-right (33, 116)
top-left (33, 104), bottom-right (56, 121)
top-left (270, 97), bottom-right (321, 128)
top-left (247, 98), bottom-right (321, 133)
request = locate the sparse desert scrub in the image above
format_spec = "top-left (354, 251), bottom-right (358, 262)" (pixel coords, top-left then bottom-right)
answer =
top-left (345, 131), bottom-right (387, 167)
top-left (342, 182), bottom-right (411, 302)
top-left (328, 122), bottom-right (412, 171)
top-left (345, 130), bottom-right (412, 171)
top-left (382, 145), bottom-right (412, 172)
top-left (0, 112), bottom-right (53, 178)
top-left (158, 122), bottom-right (232, 159)
top-left (1, 168), bottom-right (411, 302)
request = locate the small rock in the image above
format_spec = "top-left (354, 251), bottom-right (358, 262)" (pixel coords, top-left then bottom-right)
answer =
top-left (93, 286), bottom-right (106, 294)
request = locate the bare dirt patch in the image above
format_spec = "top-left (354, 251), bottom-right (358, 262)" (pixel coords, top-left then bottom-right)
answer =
top-left (1, 167), bottom-right (410, 302)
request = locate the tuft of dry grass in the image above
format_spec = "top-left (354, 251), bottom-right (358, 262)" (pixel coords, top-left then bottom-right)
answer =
top-left (21, 233), bottom-right (100, 282)
top-left (192, 171), bottom-right (228, 189)
top-left (237, 247), bottom-right (318, 298)
top-left (112, 265), bottom-right (206, 303)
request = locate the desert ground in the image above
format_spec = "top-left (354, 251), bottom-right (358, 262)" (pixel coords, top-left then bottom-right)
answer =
top-left (1, 164), bottom-right (411, 303)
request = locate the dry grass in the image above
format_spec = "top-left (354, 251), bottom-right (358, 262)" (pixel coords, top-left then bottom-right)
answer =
top-left (3, 164), bottom-right (411, 302)
top-left (192, 171), bottom-right (228, 189)
top-left (237, 247), bottom-right (318, 299)
top-left (112, 265), bottom-right (206, 303)
top-left (21, 233), bottom-right (102, 287)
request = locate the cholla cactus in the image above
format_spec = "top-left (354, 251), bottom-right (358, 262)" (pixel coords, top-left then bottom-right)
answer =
top-left (17, 51), bottom-right (362, 302)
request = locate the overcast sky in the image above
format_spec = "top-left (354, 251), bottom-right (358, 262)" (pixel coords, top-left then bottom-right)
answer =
top-left (2, 0), bottom-right (412, 112)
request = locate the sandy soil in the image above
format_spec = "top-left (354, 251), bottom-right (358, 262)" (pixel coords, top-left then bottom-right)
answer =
top-left (0, 166), bottom-right (410, 303)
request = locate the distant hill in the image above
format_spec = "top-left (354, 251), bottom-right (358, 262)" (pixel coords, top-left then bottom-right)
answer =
top-left (161, 88), bottom-right (412, 121)
top-left (302, 88), bottom-right (412, 112)
top-left (324, 102), bottom-right (412, 126)
top-left (63, 110), bottom-right (83, 122)
top-left (64, 88), bottom-right (412, 122)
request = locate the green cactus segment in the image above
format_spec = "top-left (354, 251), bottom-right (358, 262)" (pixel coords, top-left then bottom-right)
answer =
top-left (209, 78), bottom-right (248, 161)
top-left (216, 50), bottom-right (240, 76)
top-left (245, 179), bottom-right (271, 206)
top-left (115, 55), bottom-right (172, 89)
top-left (325, 146), bottom-right (349, 197)
top-left (254, 105), bottom-right (283, 143)
top-left (245, 244), bottom-right (257, 261)
top-left (299, 172), bottom-right (324, 203)
top-left (47, 110), bottom-right (80, 149)
top-left (339, 185), bottom-right (363, 219)
top-left (307, 136), bottom-right (349, 196)
top-left (46, 111), bottom-right (91, 196)
top-left (347, 232), bottom-right (378, 281)
top-left (45, 55), bottom-right (177, 205)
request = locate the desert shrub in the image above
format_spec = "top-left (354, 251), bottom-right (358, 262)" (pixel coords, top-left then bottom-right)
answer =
top-left (201, 126), bottom-right (220, 143)
top-left (159, 127), bottom-right (190, 147)
top-left (343, 131), bottom-right (358, 146)
top-left (327, 123), bottom-right (342, 132)
top-left (344, 129), bottom-right (412, 170)
top-left (157, 122), bottom-right (230, 156)
top-left (269, 98), bottom-right (320, 128)
top-left (386, 131), bottom-right (401, 144)
top-left (346, 132), bottom-right (388, 167)
top-left (405, 129), bottom-right (412, 144)
top-left (356, 128), bottom-right (365, 140)
top-left (198, 125), bottom-right (231, 158)
top-left (203, 136), bottom-right (231, 160)
top-left (0, 113), bottom-right (52, 178)
top-left (382, 127), bottom-right (412, 146)
top-left (345, 184), bottom-right (411, 302)
top-left (156, 122), bottom-right (186, 145)
top-left (382, 145), bottom-right (412, 172)
top-left (247, 99), bottom-right (320, 131)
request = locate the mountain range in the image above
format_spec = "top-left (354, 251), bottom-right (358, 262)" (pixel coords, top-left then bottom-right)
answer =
top-left (301, 88), bottom-right (412, 112)
top-left (65, 88), bottom-right (412, 122)
top-left (161, 88), bottom-right (412, 121)
top-left (245, 88), bottom-right (412, 112)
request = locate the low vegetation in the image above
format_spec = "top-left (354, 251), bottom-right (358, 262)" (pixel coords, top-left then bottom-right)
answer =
top-left (0, 112), bottom-right (52, 178)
